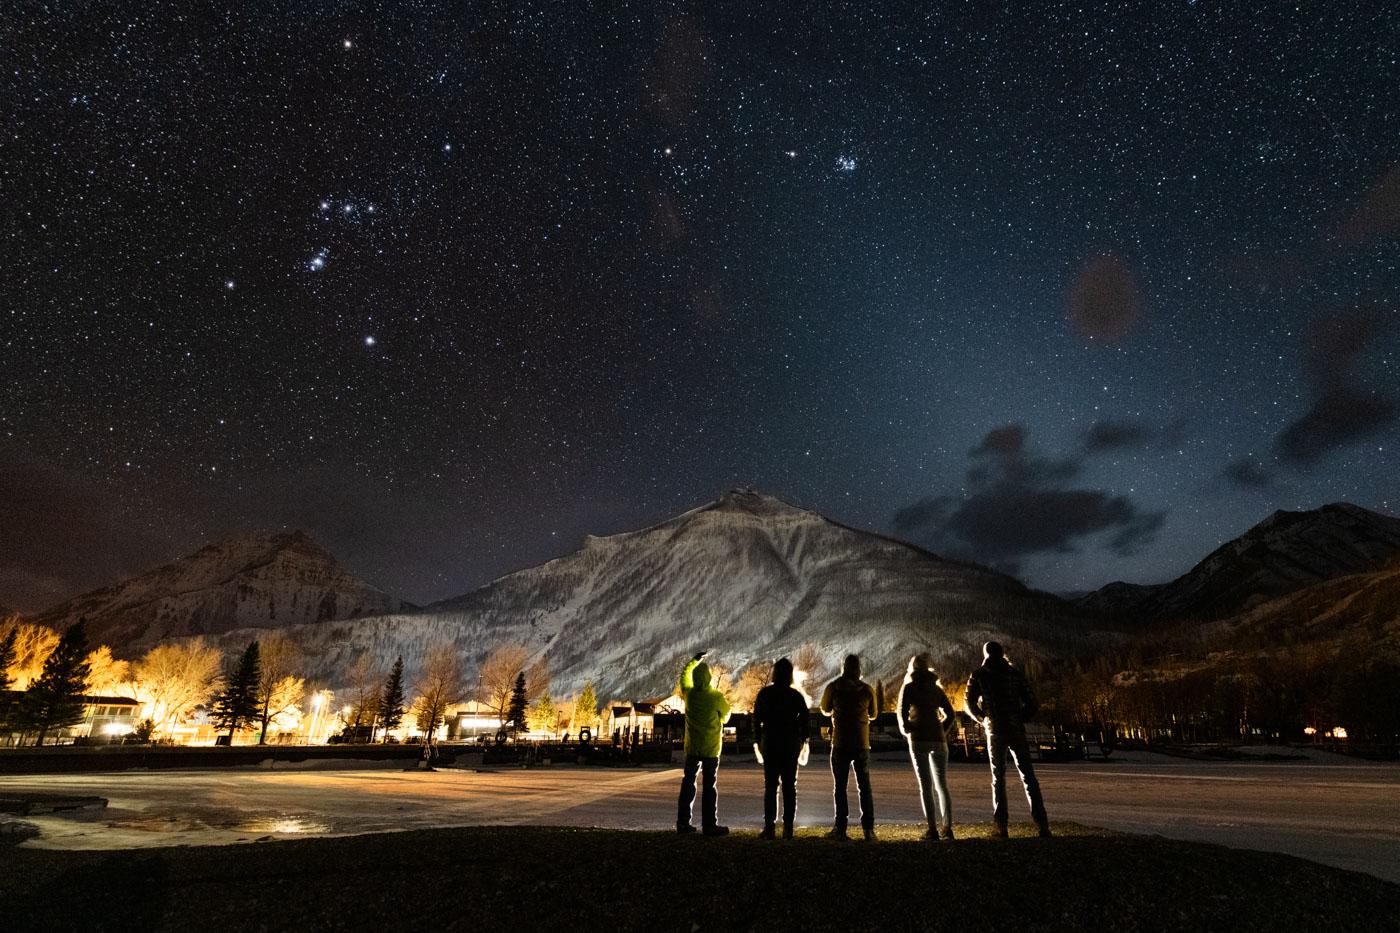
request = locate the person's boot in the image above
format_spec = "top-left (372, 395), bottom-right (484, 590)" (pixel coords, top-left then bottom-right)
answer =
top-left (862, 824), bottom-right (877, 842)
top-left (781, 822), bottom-right (794, 840)
top-left (1037, 821), bottom-right (1053, 839)
top-left (759, 824), bottom-right (776, 840)
top-left (825, 823), bottom-right (848, 840)
top-left (702, 824), bottom-right (729, 837)
top-left (676, 821), bottom-right (697, 835)
top-left (921, 825), bottom-right (938, 842)
top-left (992, 821), bottom-right (1009, 839)
top-left (940, 825), bottom-right (956, 841)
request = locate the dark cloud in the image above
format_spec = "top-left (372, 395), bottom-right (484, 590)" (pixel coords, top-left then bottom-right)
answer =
top-left (1221, 457), bottom-right (1275, 489)
top-left (1276, 388), bottom-right (1396, 465)
top-left (894, 424), bottom-right (1166, 575)
top-left (1083, 420), bottom-right (1151, 453)
top-left (1067, 255), bottom-right (1144, 345)
top-left (1275, 309), bottom-right (1396, 464)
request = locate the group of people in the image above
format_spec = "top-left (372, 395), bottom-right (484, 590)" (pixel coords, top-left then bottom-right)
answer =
top-left (675, 642), bottom-right (1052, 840)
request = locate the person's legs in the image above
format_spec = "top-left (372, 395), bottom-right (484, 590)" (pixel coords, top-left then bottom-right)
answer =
top-left (780, 756), bottom-right (798, 835)
top-left (1007, 733), bottom-right (1050, 834)
top-left (830, 748), bottom-right (851, 830)
top-left (930, 742), bottom-right (953, 833)
top-left (909, 740), bottom-right (937, 828)
top-left (701, 756), bottom-right (720, 829)
top-left (852, 748), bottom-right (874, 834)
top-left (762, 756), bottom-right (780, 834)
top-left (988, 730), bottom-right (1009, 833)
top-left (677, 754), bottom-right (701, 830)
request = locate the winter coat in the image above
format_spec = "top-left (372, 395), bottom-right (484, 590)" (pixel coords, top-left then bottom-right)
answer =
top-left (679, 658), bottom-right (732, 758)
top-left (753, 683), bottom-right (810, 761)
top-left (820, 675), bottom-right (878, 750)
top-left (898, 670), bottom-right (956, 743)
top-left (964, 657), bottom-right (1039, 731)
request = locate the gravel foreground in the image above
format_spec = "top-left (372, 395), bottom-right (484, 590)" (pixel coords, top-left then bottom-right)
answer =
top-left (4, 823), bottom-right (1398, 932)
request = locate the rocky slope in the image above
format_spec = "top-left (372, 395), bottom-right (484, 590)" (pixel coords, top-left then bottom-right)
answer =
top-left (246, 491), bottom-right (1093, 699)
top-left (1077, 503), bottom-right (1400, 623)
top-left (30, 531), bottom-right (402, 650)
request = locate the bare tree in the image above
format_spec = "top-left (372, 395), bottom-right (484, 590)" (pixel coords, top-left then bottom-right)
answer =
top-left (341, 653), bottom-right (382, 740)
top-left (0, 620), bottom-right (60, 690)
top-left (525, 657), bottom-right (550, 702)
top-left (413, 642), bottom-right (463, 752)
top-left (480, 644), bottom-right (529, 722)
top-left (255, 633), bottom-right (301, 744)
top-left (132, 640), bottom-right (223, 738)
top-left (729, 664), bottom-right (768, 712)
top-left (84, 646), bottom-right (130, 695)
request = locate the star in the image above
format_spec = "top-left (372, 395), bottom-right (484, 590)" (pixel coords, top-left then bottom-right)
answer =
top-left (835, 155), bottom-right (857, 172)
top-left (308, 249), bottom-right (328, 271)
top-left (224, 280), bottom-right (235, 290)
top-left (364, 335), bottom-right (377, 347)
top-left (342, 39), bottom-right (353, 49)
top-left (785, 150), bottom-right (797, 158)
top-left (443, 143), bottom-right (452, 152)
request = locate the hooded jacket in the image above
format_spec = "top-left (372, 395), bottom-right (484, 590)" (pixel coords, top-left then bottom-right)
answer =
top-left (964, 656), bottom-right (1038, 731)
top-left (898, 669), bottom-right (956, 743)
top-left (753, 660), bottom-right (810, 760)
top-left (820, 658), bottom-right (877, 751)
top-left (679, 658), bottom-right (732, 758)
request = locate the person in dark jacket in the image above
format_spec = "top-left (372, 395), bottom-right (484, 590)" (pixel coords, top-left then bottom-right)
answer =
top-left (964, 641), bottom-right (1050, 838)
top-left (752, 657), bottom-right (811, 839)
top-left (819, 654), bottom-right (878, 840)
top-left (898, 653), bottom-right (958, 840)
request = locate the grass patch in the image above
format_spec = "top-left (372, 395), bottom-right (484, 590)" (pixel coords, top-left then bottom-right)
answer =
top-left (5, 823), bottom-right (1398, 932)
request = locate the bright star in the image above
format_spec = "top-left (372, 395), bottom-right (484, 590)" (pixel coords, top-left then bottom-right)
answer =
top-left (443, 143), bottom-right (452, 152)
top-left (835, 155), bottom-right (857, 172)
top-left (224, 280), bottom-right (235, 290)
top-left (342, 203), bottom-right (353, 213)
top-left (663, 147), bottom-right (673, 156)
top-left (364, 335), bottom-right (376, 347)
top-left (785, 150), bottom-right (797, 158)
top-left (343, 39), bottom-right (353, 49)
top-left (308, 249), bottom-right (328, 271)
top-left (320, 201), bottom-right (330, 210)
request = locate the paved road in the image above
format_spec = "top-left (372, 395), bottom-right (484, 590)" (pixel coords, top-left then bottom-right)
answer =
top-left (3, 757), bottom-right (1397, 883)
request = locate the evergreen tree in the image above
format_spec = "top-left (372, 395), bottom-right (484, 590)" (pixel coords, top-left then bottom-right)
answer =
top-left (0, 626), bottom-right (16, 728)
top-left (575, 680), bottom-right (598, 733)
top-left (380, 656), bottom-right (406, 738)
top-left (507, 671), bottom-right (528, 734)
top-left (17, 619), bottom-right (92, 746)
top-left (527, 692), bottom-right (558, 735)
top-left (212, 641), bottom-right (261, 740)
top-left (0, 626), bottom-right (16, 691)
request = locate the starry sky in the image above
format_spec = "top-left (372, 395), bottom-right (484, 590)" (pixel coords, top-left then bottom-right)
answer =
top-left (3, 3), bottom-right (1398, 612)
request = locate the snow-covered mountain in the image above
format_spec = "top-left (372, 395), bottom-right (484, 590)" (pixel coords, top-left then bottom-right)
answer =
top-left (1077, 503), bottom-right (1400, 623)
top-left (240, 491), bottom-right (1091, 699)
top-left (30, 531), bottom-right (402, 649)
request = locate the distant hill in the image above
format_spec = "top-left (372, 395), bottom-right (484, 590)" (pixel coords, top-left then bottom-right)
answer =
top-left (1077, 503), bottom-right (1400, 623)
top-left (244, 490), bottom-right (1094, 698)
top-left (29, 531), bottom-right (402, 650)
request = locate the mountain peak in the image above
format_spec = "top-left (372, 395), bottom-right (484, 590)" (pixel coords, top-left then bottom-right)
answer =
top-left (705, 489), bottom-right (812, 519)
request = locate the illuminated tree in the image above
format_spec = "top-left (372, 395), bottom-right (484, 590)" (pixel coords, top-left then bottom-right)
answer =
top-left (0, 626), bottom-right (16, 691)
top-left (254, 633), bottom-right (301, 744)
top-left (211, 641), bottom-right (260, 740)
top-left (528, 692), bottom-right (559, 734)
top-left (412, 643), bottom-right (462, 750)
top-left (133, 640), bottom-right (222, 738)
top-left (0, 620), bottom-right (60, 690)
top-left (380, 656), bottom-right (406, 737)
top-left (730, 665), bottom-right (768, 712)
top-left (480, 644), bottom-right (529, 723)
top-left (573, 680), bottom-right (599, 733)
top-left (341, 653), bottom-right (383, 740)
top-left (84, 646), bottom-right (130, 696)
top-left (16, 619), bottom-right (92, 746)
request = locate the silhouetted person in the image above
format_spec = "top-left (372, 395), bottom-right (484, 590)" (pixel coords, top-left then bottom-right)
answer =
top-left (899, 653), bottom-right (958, 840)
top-left (752, 657), bottom-right (811, 839)
top-left (820, 653), bottom-right (878, 840)
top-left (676, 650), bottom-right (732, 836)
top-left (964, 641), bottom-right (1051, 838)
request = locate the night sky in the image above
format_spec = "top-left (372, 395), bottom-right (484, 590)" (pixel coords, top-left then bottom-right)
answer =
top-left (4, 3), bottom-right (1398, 612)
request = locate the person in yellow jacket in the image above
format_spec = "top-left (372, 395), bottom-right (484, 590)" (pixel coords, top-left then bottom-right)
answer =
top-left (676, 650), bottom-right (732, 836)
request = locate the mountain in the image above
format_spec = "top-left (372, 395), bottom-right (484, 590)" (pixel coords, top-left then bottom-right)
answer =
top-left (29, 531), bottom-right (402, 650)
top-left (247, 490), bottom-right (1094, 698)
top-left (1078, 503), bottom-right (1400, 623)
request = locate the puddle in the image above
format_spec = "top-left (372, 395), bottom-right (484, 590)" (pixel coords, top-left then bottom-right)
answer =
top-left (230, 816), bottom-right (332, 835)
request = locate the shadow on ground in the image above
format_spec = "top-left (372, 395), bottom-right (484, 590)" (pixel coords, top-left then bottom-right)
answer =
top-left (5, 823), bottom-right (1398, 932)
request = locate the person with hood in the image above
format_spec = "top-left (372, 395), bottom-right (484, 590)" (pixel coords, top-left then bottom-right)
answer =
top-left (898, 653), bottom-right (958, 840)
top-left (819, 653), bottom-right (879, 840)
top-left (964, 641), bottom-right (1051, 838)
top-left (676, 650), bottom-right (733, 836)
top-left (752, 657), bottom-right (811, 839)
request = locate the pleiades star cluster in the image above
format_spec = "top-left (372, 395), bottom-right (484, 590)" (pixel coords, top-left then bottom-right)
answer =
top-left (2, 3), bottom-right (1396, 609)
